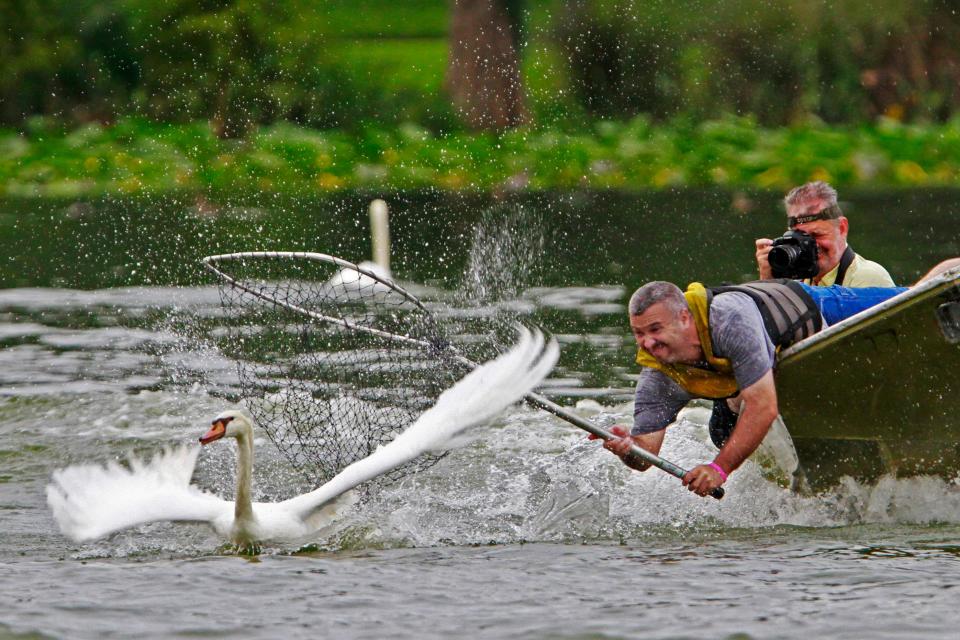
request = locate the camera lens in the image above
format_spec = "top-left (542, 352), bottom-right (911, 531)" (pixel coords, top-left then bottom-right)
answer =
top-left (768, 245), bottom-right (799, 271)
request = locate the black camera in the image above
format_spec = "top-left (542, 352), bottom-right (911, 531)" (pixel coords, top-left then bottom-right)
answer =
top-left (768, 229), bottom-right (819, 279)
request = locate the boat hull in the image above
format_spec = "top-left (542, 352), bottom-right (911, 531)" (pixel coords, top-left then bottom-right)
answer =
top-left (775, 268), bottom-right (960, 492)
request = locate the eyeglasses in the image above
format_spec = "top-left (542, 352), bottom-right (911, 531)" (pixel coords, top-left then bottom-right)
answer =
top-left (788, 204), bottom-right (843, 228)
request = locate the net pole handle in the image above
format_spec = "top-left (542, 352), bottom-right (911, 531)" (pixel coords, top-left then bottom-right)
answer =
top-left (524, 392), bottom-right (725, 500)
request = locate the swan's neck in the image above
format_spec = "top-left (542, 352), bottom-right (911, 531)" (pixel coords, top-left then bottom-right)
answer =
top-left (369, 199), bottom-right (390, 272)
top-left (233, 429), bottom-right (255, 525)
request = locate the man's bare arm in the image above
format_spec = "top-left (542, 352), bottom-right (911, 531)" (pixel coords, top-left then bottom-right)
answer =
top-left (713, 369), bottom-right (779, 473)
top-left (755, 238), bottom-right (774, 279)
top-left (683, 370), bottom-right (779, 496)
top-left (916, 258), bottom-right (960, 285)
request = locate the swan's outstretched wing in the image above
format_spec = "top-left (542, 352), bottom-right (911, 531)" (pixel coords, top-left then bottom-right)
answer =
top-left (284, 326), bottom-right (559, 519)
top-left (47, 445), bottom-right (230, 543)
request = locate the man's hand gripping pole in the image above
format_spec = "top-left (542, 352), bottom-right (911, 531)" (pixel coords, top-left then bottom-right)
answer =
top-left (524, 392), bottom-right (725, 500)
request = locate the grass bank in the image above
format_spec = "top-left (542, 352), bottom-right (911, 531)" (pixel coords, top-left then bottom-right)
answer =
top-left (4, 115), bottom-right (960, 198)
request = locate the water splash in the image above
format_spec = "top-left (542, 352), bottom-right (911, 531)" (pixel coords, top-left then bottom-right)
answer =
top-left (44, 393), bottom-right (960, 560)
top-left (461, 203), bottom-right (546, 304)
top-left (309, 403), bottom-right (960, 550)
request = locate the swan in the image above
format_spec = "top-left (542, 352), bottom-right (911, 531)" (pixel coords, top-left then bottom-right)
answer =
top-left (47, 327), bottom-right (558, 549)
top-left (325, 199), bottom-right (392, 295)
top-left (366, 197), bottom-right (390, 277)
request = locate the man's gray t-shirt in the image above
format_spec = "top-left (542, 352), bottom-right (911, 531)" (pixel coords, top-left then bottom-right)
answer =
top-left (632, 292), bottom-right (776, 436)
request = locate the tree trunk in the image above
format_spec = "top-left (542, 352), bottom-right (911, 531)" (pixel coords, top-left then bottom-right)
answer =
top-left (446, 0), bottom-right (527, 131)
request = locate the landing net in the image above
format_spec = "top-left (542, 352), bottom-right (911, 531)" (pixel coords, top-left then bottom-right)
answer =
top-left (203, 252), bottom-right (463, 487)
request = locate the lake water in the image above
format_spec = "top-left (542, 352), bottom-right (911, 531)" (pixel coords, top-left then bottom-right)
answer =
top-left (1, 190), bottom-right (959, 639)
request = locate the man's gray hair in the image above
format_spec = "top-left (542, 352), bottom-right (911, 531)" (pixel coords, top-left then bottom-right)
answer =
top-left (784, 180), bottom-right (838, 209)
top-left (628, 281), bottom-right (687, 317)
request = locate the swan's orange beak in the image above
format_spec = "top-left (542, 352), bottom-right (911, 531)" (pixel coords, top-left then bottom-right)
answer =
top-left (199, 419), bottom-right (228, 445)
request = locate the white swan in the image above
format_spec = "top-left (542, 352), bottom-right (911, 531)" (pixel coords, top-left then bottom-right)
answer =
top-left (366, 197), bottom-right (390, 276)
top-left (325, 199), bottom-right (392, 295)
top-left (47, 327), bottom-right (558, 548)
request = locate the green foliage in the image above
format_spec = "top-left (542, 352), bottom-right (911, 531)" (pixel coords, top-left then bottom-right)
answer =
top-left (546, 0), bottom-right (960, 126)
top-left (5, 0), bottom-right (960, 133)
top-left (0, 0), bottom-right (455, 131)
top-left (6, 115), bottom-right (960, 197)
top-left (319, 0), bottom-right (448, 38)
top-left (0, 0), bottom-right (121, 123)
top-left (323, 38), bottom-right (456, 131)
top-left (123, 0), bottom-right (338, 136)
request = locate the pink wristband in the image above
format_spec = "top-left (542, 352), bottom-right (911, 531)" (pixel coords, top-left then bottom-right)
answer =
top-left (708, 462), bottom-right (728, 482)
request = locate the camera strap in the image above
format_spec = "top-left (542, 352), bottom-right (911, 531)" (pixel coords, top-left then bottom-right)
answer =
top-left (835, 245), bottom-right (856, 286)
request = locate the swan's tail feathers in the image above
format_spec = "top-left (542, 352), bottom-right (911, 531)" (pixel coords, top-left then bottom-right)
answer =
top-left (46, 445), bottom-right (228, 543)
top-left (286, 326), bottom-right (558, 518)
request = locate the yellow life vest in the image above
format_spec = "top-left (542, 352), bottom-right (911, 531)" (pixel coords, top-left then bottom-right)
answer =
top-left (635, 282), bottom-right (738, 399)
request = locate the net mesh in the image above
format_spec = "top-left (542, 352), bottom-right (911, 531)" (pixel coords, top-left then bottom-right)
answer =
top-left (206, 252), bottom-right (464, 487)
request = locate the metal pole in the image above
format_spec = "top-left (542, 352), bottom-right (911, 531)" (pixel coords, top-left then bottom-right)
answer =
top-left (524, 392), bottom-right (725, 500)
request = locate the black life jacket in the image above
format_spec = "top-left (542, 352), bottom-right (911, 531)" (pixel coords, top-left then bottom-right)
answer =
top-left (708, 279), bottom-right (822, 350)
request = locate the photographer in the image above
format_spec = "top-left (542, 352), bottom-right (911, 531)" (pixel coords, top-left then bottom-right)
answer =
top-left (755, 181), bottom-right (895, 287)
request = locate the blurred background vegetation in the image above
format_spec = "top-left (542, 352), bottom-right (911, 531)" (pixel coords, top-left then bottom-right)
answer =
top-left (4, 0), bottom-right (960, 195)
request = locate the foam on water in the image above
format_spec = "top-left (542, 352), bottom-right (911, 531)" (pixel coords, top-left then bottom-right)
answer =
top-left (302, 402), bottom-right (960, 552)
top-left (5, 282), bottom-right (960, 561)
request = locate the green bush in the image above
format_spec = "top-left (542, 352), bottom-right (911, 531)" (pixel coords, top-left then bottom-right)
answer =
top-left (0, 0), bottom-right (456, 132)
top-left (5, 115), bottom-right (960, 197)
top-left (548, 0), bottom-right (960, 126)
top-left (5, 0), bottom-right (960, 132)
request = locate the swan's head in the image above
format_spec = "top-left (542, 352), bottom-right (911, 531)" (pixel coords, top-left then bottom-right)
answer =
top-left (200, 410), bottom-right (253, 445)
